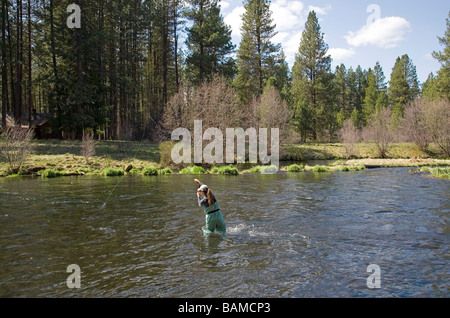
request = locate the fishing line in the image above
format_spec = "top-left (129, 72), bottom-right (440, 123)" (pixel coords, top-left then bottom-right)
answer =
top-left (99, 124), bottom-right (147, 210)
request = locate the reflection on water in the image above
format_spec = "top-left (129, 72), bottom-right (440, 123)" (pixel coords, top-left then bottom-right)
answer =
top-left (0, 168), bottom-right (449, 297)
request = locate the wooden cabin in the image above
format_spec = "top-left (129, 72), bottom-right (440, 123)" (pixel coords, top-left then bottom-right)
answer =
top-left (1, 112), bottom-right (58, 139)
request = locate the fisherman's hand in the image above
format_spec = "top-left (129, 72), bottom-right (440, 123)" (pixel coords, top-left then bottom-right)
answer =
top-left (194, 179), bottom-right (200, 184)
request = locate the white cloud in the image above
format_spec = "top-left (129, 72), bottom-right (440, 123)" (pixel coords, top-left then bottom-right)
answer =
top-left (328, 48), bottom-right (356, 62)
top-left (269, 0), bottom-right (307, 66)
top-left (220, 1), bottom-right (230, 11)
top-left (345, 16), bottom-right (411, 49)
top-left (224, 0), bottom-right (308, 67)
top-left (224, 5), bottom-right (246, 40)
top-left (308, 4), bottom-right (332, 15)
top-left (272, 0), bottom-right (305, 32)
top-left (423, 53), bottom-right (434, 61)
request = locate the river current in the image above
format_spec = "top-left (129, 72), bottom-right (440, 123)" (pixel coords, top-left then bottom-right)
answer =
top-left (0, 167), bottom-right (448, 297)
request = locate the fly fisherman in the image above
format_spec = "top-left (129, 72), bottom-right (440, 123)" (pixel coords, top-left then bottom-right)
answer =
top-left (194, 179), bottom-right (226, 235)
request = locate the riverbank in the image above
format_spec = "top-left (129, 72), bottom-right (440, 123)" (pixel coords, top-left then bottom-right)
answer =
top-left (0, 140), bottom-right (449, 178)
top-left (416, 167), bottom-right (450, 180)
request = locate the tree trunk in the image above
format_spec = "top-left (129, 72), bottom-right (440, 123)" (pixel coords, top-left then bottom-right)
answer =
top-left (1, 0), bottom-right (7, 128)
top-left (27, 0), bottom-right (32, 128)
top-left (15, 0), bottom-right (23, 125)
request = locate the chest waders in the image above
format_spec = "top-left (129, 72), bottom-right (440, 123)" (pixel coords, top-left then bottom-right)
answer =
top-left (203, 201), bottom-right (226, 235)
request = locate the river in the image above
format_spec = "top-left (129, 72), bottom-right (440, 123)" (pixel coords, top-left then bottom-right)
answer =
top-left (0, 167), bottom-right (448, 297)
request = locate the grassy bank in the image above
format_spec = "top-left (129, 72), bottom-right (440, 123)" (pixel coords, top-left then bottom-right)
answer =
top-left (0, 140), bottom-right (449, 178)
top-left (416, 167), bottom-right (450, 180)
top-left (282, 142), bottom-right (446, 161)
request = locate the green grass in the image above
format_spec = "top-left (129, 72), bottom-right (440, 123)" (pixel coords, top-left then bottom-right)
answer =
top-left (282, 142), bottom-right (447, 161)
top-left (241, 165), bottom-right (279, 174)
top-left (312, 165), bottom-right (331, 173)
top-left (158, 167), bottom-right (173, 175)
top-left (432, 168), bottom-right (450, 179)
top-left (41, 169), bottom-right (64, 178)
top-left (209, 164), bottom-right (239, 176)
top-left (241, 166), bottom-right (261, 174)
top-left (101, 168), bottom-right (125, 177)
top-left (179, 166), bottom-right (206, 174)
top-left (142, 167), bottom-right (158, 176)
top-left (419, 167), bottom-right (450, 179)
top-left (127, 168), bottom-right (141, 175)
top-left (285, 164), bottom-right (305, 172)
top-left (1, 139), bottom-right (448, 178)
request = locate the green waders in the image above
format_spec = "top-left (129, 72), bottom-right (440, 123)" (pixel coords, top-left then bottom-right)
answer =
top-left (203, 201), bottom-right (226, 235)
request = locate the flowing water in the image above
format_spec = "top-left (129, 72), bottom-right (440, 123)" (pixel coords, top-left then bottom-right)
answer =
top-left (0, 168), bottom-right (449, 297)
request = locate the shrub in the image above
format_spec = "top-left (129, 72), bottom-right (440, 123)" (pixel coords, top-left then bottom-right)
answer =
top-left (0, 126), bottom-right (35, 173)
top-left (352, 164), bottom-right (366, 171)
top-left (102, 168), bottom-right (125, 177)
top-left (430, 167), bottom-right (450, 179)
top-left (241, 166), bottom-right (261, 173)
top-left (77, 167), bottom-right (91, 174)
top-left (81, 130), bottom-right (96, 163)
top-left (41, 169), bottom-right (63, 178)
top-left (286, 164), bottom-right (305, 172)
top-left (339, 119), bottom-right (361, 159)
top-left (362, 108), bottom-right (395, 158)
top-left (142, 167), bottom-right (158, 176)
top-left (158, 167), bottom-right (173, 175)
top-left (159, 141), bottom-right (177, 168)
top-left (260, 165), bottom-right (278, 174)
top-left (313, 165), bottom-right (330, 173)
top-left (210, 164), bottom-right (239, 176)
top-left (128, 168), bottom-right (141, 175)
top-left (179, 166), bottom-right (206, 174)
top-left (191, 166), bottom-right (206, 174)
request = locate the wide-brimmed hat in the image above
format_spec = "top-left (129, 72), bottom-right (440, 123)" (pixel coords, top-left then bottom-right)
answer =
top-left (197, 184), bottom-right (208, 192)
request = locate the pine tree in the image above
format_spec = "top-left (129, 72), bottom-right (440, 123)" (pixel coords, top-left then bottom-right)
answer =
top-left (388, 54), bottom-right (420, 120)
top-left (362, 62), bottom-right (386, 124)
top-left (423, 12), bottom-right (450, 101)
top-left (373, 61), bottom-right (387, 92)
top-left (334, 64), bottom-right (347, 117)
top-left (184, 0), bottom-right (235, 86)
top-left (271, 49), bottom-right (291, 101)
top-left (291, 11), bottom-right (332, 140)
top-left (363, 69), bottom-right (377, 124)
top-left (234, 0), bottom-right (280, 105)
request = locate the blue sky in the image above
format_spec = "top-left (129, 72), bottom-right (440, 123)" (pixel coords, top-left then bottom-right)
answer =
top-left (218, 0), bottom-right (449, 83)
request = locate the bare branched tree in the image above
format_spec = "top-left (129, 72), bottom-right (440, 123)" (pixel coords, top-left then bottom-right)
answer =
top-left (339, 119), bottom-right (361, 159)
top-left (363, 108), bottom-right (394, 158)
top-left (401, 99), bottom-right (431, 152)
top-left (81, 130), bottom-right (96, 163)
top-left (425, 99), bottom-right (450, 157)
top-left (401, 98), bottom-right (450, 157)
top-left (0, 125), bottom-right (35, 173)
top-left (161, 75), bottom-right (243, 136)
top-left (253, 85), bottom-right (292, 142)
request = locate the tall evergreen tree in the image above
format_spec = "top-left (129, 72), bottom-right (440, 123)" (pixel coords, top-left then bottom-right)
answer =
top-left (234, 0), bottom-right (280, 105)
top-left (423, 12), bottom-right (450, 100)
top-left (184, 0), bottom-right (235, 86)
top-left (291, 11), bottom-right (332, 140)
top-left (388, 54), bottom-right (420, 120)
top-left (374, 61), bottom-right (387, 92)
top-left (334, 64), bottom-right (347, 115)
top-left (363, 69), bottom-right (377, 124)
top-left (362, 62), bottom-right (387, 124)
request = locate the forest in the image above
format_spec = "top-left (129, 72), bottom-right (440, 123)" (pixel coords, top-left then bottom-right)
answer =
top-left (0, 0), bottom-right (449, 154)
